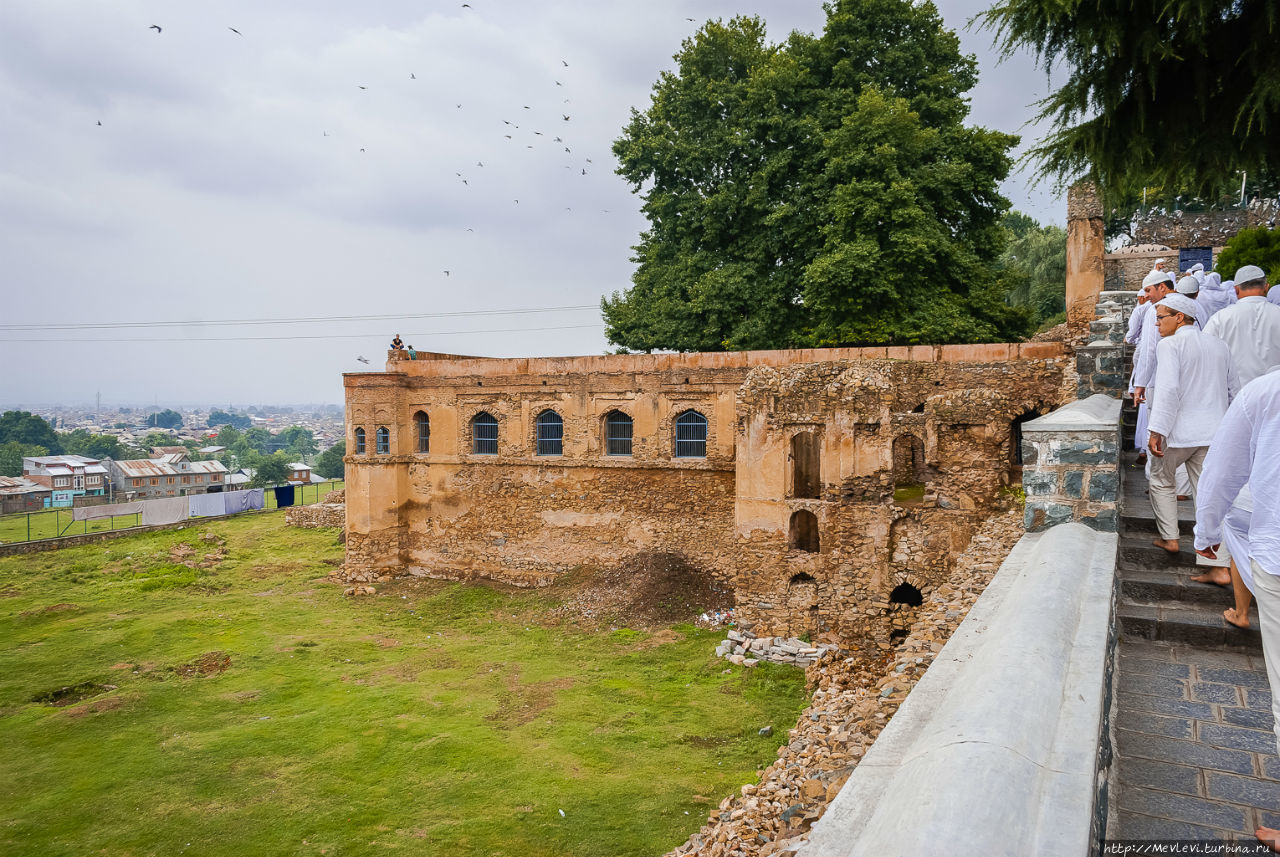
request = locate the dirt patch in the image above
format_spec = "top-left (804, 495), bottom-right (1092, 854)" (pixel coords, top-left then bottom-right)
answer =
top-left (31, 682), bottom-right (115, 707)
top-left (172, 651), bottom-right (232, 678)
top-left (0, 587), bottom-right (20, 598)
top-left (550, 552), bottom-right (734, 629)
top-left (246, 561), bottom-right (308, 579)
top-left (484, 669), bottom-right (576, 728)
top-left (109, 662), bottom-right (134, 670)
top-left (633, 628), bottom-right (685, 649)
top-left (63, 694), bottom-right (129, 718)
top-left (20, 603), bottom-right (80, 617)
top-left (170, 540), bottom-right (227, 570)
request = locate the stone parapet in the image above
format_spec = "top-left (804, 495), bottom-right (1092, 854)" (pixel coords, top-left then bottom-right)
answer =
top-left (800, 523), bottom-right (1118, 857)
top-left (1021, 395), bottom-right (1122, 532)
top-left (284, 503), bottom-right (345, 529)
top-left (1076, 342), bottom-right (1129, 400)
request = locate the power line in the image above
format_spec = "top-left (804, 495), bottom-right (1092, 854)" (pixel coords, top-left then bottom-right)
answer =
top-left (0, 323), bottom-right (603, 344)
top-left (0, 304), bottom-right (600, 332)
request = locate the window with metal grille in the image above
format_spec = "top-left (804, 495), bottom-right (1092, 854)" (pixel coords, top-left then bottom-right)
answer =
top-left (354, 427), bottom-right (365, 454)
top-left (674, 410), bottom-right (707, 458)
top-left (605, 411), bottom-right (633, 456)
top-left (375, 426), bottom-right (390, 454)
top-left (415, 411), bottom-right (430, 453)
top-left (536, 410), bottom-right (563, 456)
top-left (472, 412), bottom-right (498, 455)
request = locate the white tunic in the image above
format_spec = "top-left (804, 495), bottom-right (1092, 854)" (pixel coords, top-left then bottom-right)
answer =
top-left (1202, 295), bottom-right (1280, 386)
top-left (1132, 303), bottom-right (1162, 390)
top-left (1148, 325), bottom-right (1237, 447)
top-left (1126, 300), bottom-right (1150, 345)
top-left (1197, 275), bottom-right (1237, 322)
top-left (1194, 367), bottom-right (1280, 576)
top-left (1269, 288), bottom-right (1280, 307)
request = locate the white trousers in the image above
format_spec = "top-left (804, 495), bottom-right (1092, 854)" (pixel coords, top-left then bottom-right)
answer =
top-left (1250, 559), bottom-right (1280, 756)
top-left (1148, 446), bottom-right (1206, 541)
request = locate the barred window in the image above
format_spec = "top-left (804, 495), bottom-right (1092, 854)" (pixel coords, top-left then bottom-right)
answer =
top-left (354, 427), bottom-right (366, 454)
top-left (674, 410), bottom-right (707, 458)
top-left (375, 426), bottom-right (390, 454)
top-left (536, 410), bottom-right (563, 456)
top-left (415, 411), bottom-right (430, 453)
top-left (605, 411), bottom-right (633, 456)
top-left (472, 412), bottom-right (498, 455)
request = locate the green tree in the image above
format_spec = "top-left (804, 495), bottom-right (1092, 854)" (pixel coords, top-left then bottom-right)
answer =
top-left (0, 441), bottom-right (47, 477)
top-left (982, 0), bottom-right (1280, 196)
top-left (1214, 227), bottom-right (1280, 282)
top-left (605, 2), bottom-right (1029, 351)
top-left (0, 411), bottom-right (62, 454)
top-left (998, 212), bottom-right (1067, 328)
top-left (247, 452), bottom-right (291, 488)
top-left (314, 440), bottom-right (346, 480)
top-left (58, 429), bottom-right (128, 461)
top-left (278, 426), bottom-right (318, 460)
top-left (208, 410), bottom-right (252, 430)
top-left (145, 409), bottom-right (183, 429)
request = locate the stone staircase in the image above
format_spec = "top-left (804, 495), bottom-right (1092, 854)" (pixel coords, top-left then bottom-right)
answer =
top-left (1114, 402), bottom-right (1262, 651)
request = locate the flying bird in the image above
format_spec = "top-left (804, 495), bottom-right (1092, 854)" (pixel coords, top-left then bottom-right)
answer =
top-left (476, 161), bottom-right (483, 167)
top-left (555, 81), bottom-right (562, 86)
top-left (149, 24), bottom-right (162, 33)
top-left (562, 114), bottom-right (570, 121)
top-left (553, 136), bottom-right (562, 142)
top-left (410, 73), bottom-right (416, 79)
top-left (443, 270), bottom-right (450, 277)
top-left (466, 227), bottom-right (474, 231)
top-left (228, 27), bottom-right (242, 35)
top-left (359, 147), bottom-right (366, 152)
top-left (358, 85), bottom-right (368, 90)
top-left (504, 135), bottom-right (512, 139)
top-left (562, 60), bottom-right (568, 67)
top-left (582, 168), bottom-right (587, 175)
top-left (357, 356), bottom-right (370, 364)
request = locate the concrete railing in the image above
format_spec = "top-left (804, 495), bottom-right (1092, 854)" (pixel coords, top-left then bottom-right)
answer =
top-left (801, 522), bottom-right (1118, 857)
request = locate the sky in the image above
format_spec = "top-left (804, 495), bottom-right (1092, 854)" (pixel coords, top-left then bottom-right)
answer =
top-left (0, 0), bottom-right (1060, 408)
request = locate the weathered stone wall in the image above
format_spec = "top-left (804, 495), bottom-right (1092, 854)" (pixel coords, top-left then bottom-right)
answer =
top-left (1021, 395), bottom-right (1122, 532)
top-left (342, 344), bottom-right (1068, 636)
top-left (284, 503), bottom-right (345, 529)
top-left (1132, 201), bottom-right (1278, 250)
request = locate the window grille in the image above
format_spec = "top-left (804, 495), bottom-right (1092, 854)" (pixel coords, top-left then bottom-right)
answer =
top-left (674, 410), bottom-right (707, 458)
top-left (354, 427), bottom-right (366, 454)
top-left (415, 411), bottom-right (430, 453)
top-left (605, 411), bottom-right (633, 456)
top-left (536, 410), bottom-right (563, 456)
top-left (376, 427), bottom-right (390, 454)
top-left (472, 412), bottom-right (499, 455)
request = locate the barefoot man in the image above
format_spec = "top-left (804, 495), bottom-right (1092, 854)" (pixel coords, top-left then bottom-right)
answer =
top-left (1194, 366), bottom-right (1280, 851)
top-left (1146, 294), bottom-right (1236, 552)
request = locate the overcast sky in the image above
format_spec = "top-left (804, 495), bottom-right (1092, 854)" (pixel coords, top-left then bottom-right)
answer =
top-left (0, 0), bottom-right (1060, 409)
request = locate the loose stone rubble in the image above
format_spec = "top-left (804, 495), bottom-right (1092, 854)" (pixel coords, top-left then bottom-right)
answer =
top-left (666, 507), bottom-right (1025, 857)
top-left (284, 502), bottom-right (345, 530)
top-left (715, 631), bottom-right (840, 668)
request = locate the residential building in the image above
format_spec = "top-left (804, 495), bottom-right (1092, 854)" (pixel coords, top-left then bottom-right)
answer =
top-left (0, 475), bottom-right (54, 514)
top-left (108, 452), bottom-right (228, 500)
top-left (22, 455), bottom-right (109, 507)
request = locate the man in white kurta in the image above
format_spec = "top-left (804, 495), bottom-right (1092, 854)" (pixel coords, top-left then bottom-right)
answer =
top-left (1197, 272), bottom-right (1236, 322)
top-left (1147, 294), bottom-right (1237, 550)
top-left (1133, 273), bottom-right (1176, 462)
top-left (1193, 366), bottom-right (1280, 851)
top-left (1203, 264), bottom-right (1280, 387)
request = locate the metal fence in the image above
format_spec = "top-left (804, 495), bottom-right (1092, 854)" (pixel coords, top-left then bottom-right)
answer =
top-left (0, 480), bottom-right (344, 546)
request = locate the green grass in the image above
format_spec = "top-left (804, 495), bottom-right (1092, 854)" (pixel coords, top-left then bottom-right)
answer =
top-left (0, 511), bottom-right (807, 856)
top-left (0, 481), bottom-right (344, 545)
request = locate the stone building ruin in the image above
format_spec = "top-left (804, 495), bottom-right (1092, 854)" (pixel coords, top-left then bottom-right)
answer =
top-left (342, 343), bottom-right (1067, 637)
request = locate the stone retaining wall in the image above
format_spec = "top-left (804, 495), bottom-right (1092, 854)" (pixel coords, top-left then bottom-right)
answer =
top-left (284, 503), bottom-right (345, 529)
top-left (1021, 395), bottom-right (1122, 532)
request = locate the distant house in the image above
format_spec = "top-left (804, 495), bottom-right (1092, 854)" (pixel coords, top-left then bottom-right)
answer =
top-left (0, 475), bottom-right (53, 515)
top-left (287, 462), bottom-right (320, 484)
top-left (22, 455), bottom-right (109, 507)
top-left (108, 452), bottom-right (228, 500)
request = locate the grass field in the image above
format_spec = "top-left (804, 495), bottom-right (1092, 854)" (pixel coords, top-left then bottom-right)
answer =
top-left (0, 480), bottom-right (344, 545)
top-left (0, 511), bottom-right (807, 856)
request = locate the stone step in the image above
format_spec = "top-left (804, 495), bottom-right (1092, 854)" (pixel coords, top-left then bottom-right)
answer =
top-left (1118, 565), bottom-right (1240, 607)
top-left (1117, 596), bottom-right (1261, 652)
top-left (1119, 535), bottom-right (1202, 568)
top-left (1119, 512), bottom-right (1196, 535)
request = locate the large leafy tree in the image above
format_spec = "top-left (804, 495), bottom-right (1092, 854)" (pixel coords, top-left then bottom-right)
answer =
top-left (1215, 227), bottom-right (1280, 281)
top-left (999, 212), bottom-right (1066, 328)
top-left (0, 411), bottom-right (62, 454)
top-left (314, 440), bottom-right (346, 480)
top-left (0, 442), bottom-right (47, 477)
top-left (605, 0), bottom-right (1029, 351)
top-left (982, 0), bottom-right (1280, 196)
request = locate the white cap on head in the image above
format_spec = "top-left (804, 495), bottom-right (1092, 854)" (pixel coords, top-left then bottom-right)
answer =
top-left (1142, 270), bottom-right (1168, 288)
top-left (1235, 264), bottom-right (1267, 285)
top-left (1157, 293), bottom-right (1200, 321)
top-left (1190, 262), bottom-right (1205, 273)
top-left (1175, 275), bottom-right (1199, 295)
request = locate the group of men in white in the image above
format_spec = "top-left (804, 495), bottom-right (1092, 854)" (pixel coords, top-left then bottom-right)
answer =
top-left (1125, 258), bottom-right (1280, 848)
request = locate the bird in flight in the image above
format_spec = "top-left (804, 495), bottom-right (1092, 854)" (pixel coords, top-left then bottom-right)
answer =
top-left (359, 147), bottom-right (366, 152)
top-left (476, 161), bottom-right (483, 167)
top-left (228, 27), bottom-right (242, 36)
top-left (96, 120), bottom-right (102, 126)
top-left (357, 356), bottom-right (370, 364)
top-left (562, 114), bottom-right (570, 121)
top-left (358, 85), bottom-right (368, 90)
top-left (149, 24), bottom-right (162, 33)
top-left (553, 136), bottom-right (562, 142)
top-left (562, 60), bottom-right (568, 67)
top-left (555, 80), bottom-right (562, 86)
top-left (410, 73), bottom-right (416, 79)
top-left (443, 270), bottom-right (450, 277)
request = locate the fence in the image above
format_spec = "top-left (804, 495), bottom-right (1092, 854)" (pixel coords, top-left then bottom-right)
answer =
top-left (0, 480), bottom-right (344, 546)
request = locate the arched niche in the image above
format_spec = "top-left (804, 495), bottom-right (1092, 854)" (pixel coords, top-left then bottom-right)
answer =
top-left (790, 431), bottom-right (821, 499)
top-left (788, 509), bottom-right (819, 553)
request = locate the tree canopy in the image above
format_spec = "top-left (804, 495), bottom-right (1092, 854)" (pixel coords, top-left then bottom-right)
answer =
top-left (208, 410), bottom-right (252, 430)
top-left (248, 452), bottom-right (292, 488)
top-left (314, 440), bottom-right (346, 480)
top-left (604, 0), bottom-right (1030, 352)
top-left (0, 442), bottom-right (47, 478)
top-left (145, 409), bottom-right (183, 429)
top-left (1215, 227), bottom-right (1280, 282)
top-left (0, 411), bottom-right (61, 455)
top-left (998, 211), bottom-right (1066, 328)
top-left (982, 0), bottom-right (1280, 196)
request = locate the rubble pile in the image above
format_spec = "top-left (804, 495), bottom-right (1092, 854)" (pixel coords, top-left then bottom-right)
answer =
top-left (666, 508), bottom-right (1025, 857)
top-left (715, 630), bottom-right (840, 668)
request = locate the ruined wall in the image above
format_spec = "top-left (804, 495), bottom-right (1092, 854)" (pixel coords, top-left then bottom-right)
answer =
top-left (1132, 201), bottom-right (1278, 250)
top-left (342, 344), bottom-right (1067, 636)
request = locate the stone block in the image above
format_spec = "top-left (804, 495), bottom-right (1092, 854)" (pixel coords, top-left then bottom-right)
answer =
top-left (1053, 440), bottom-right (1117, 465)
top-left (1075, 353), bottom-right (1095, 375)
top-left (1080, 510), bottom-right (1118, 532)
top-left (1062, 471), bottom-right (1083, 499)
top-left (1023, 471), bottom-right (1057, 498)
top-left (1024, 501), bottom-right (1073, 532)
top-left (1088, 472), bottom-right (1118, 502)
top-left (1020, 441), bottom-right (1038, 466)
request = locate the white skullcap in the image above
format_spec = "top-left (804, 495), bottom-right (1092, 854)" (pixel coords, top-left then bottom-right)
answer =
top-left (1142, 270), bottom-right (1168, 288)
top-left (1190, 262), bottom-right (1205, 273)
top-left (1157, 293), bottom-right (1200, 321)
top-left (1155, 258), bottom-right (1166, 264)
top-left (1236, 264), bottom-right (1267, 284)
top-left (1175, 275), bottom-right (1199, 295)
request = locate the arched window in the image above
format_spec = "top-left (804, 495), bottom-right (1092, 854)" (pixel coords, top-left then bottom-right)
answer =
top-left (604, 410), bottom-right (633, 456)
top-left (354, 427), bottom-right (366, 455)
top-left (788, 509), bottom-right (819, 552)
top-left (375, 426), bottom-right (390, 454)
top-left (536, 410), bottom-right (563, 456)
top-left (674, 410), bottom-right (707, 458)
top-left (415, 411), bottom-right (430, 453)
top-left (890, 582), bottom-right (923, 607)
top-left (472, 412), bottom-right (498, 455)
